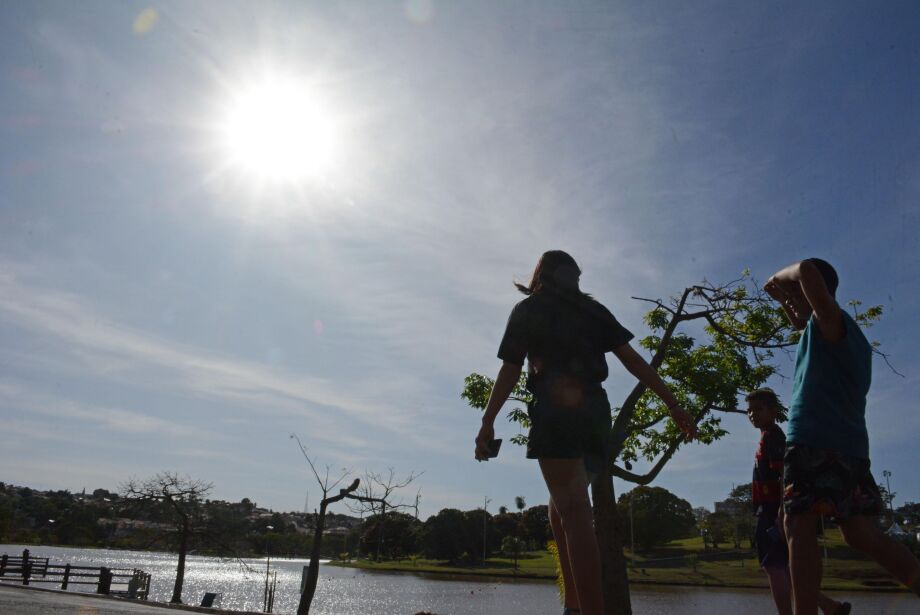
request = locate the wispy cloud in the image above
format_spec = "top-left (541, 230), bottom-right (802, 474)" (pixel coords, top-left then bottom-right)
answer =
top-left (0, 381), bottom-right (193, 438)
top-left (0, 266), bottom-right (428, 450)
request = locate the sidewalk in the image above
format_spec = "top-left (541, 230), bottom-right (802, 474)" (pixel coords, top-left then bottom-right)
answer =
top-left (0, 584), bottom-right (267, 615)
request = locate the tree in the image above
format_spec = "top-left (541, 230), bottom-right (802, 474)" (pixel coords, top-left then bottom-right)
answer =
top-left (290, 434), bottom-right (419, 615)
top-left (121, 472), bottom-right (213, 604)
top-left (618, 486), bottom-right (695, 550)
top-left (515, 495), bottom-right (526, 513)
top-left (423, 508), bottom-right (467, 562)
top-left (358, 512), bottom-right (422, 560)
top-left (490, 511), bottom-right (522, 546)
top-left (521, 504), bottom-right (552, 549)
top-left (501, 535), bottom-right (525, 569)
top-left (463, 272), bottom-right (886, 614)
top-left (724, 483), bottom-right (755, 549)
top-left (422, 508), bottom-right (496, 563)
top-left (877, 482), bottom-right (896, 516)
top-left (700, 511), bottom-right (734, 549)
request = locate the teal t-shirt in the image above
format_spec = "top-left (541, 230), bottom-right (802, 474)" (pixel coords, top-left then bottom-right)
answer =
top-left (787, 310), bottom-right (872, 458)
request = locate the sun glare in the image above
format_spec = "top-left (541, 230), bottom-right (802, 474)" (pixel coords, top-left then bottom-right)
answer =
top-left (220, 76), bottom-right (340, 183)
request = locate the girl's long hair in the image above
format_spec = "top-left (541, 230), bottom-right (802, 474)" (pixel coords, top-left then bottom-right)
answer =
top-left (515, 250), bottom-right (587, 297)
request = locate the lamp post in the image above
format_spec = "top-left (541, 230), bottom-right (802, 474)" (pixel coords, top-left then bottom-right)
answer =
top-left (263, 525), bottom-right (274, 611)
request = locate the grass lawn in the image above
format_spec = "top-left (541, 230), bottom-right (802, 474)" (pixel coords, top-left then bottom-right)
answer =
top-left (331, 528), bottom-right (909, 592)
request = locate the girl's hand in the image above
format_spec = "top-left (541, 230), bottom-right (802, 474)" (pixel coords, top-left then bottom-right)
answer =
top-left (670, 405), bottom-right (697, 440)
top-left (475, 422), bottom-right (495, 461)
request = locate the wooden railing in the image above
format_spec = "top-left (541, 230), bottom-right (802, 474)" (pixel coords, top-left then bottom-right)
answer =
top-left (0, 550), bottom-right (151, 599)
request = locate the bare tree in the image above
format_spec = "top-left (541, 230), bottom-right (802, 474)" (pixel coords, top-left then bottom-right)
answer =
top-left (120, 472), bottom-right (212, 604)
top-left (290, 435), bottom-right (420, 615)
top-left (348, 467), bottom-right (423, 561)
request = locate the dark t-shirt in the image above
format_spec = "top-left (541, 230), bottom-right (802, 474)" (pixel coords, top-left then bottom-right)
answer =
top-left (497, 290), bottom-right (634, 384)
top-left (752, 424), bottom-right (785, 517)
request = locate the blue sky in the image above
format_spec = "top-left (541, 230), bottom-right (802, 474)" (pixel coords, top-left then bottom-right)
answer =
top-left (1, 1), bottom-right (918, 518)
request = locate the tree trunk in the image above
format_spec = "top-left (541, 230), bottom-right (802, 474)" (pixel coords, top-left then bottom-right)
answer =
top-left (171, 519), bottom-right (189, 604)
top-left (593, 472), bottom-right (631, 615)
top-left (297, 501), bottom-right (327, 615)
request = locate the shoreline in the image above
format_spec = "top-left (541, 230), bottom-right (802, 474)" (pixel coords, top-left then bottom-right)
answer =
top-left (329, 560), bottom-right (910, 594)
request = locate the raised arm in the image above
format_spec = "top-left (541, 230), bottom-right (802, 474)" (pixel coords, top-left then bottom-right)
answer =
top-left (612, 342), bottom-right (697, 439)
top-left (764, 260), bottom-right (843, 341)
top-left (763, 273), bottom-right (809, 331)
top-left (474, 361), bottom-right (523, 460)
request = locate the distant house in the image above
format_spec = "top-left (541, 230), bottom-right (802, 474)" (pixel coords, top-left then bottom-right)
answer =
top-left (323, 526), bottom-right (350, 536)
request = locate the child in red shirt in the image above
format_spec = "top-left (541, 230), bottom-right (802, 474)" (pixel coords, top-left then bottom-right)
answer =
top-left (747, 388), bottom-right (849, 615)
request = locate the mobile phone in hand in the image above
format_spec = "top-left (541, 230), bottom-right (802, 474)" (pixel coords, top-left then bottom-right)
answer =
top-left (486, 438), bottom-right (502, 459)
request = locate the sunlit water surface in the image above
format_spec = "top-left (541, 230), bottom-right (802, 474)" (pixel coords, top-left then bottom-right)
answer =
top-left (1, 545), bottom-right (915, 614)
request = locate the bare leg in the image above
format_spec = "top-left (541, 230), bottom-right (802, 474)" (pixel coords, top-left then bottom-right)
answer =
top-left (764, 566), bottom-right (793, 615)
top-left (839, 515), bottom-right (920, 597)
top-left (539, 458), bottom-right (603, 615)
top-left (785, 511), bottom-right (821, 615)
top-left (549, 499), bottom-right (579, 611)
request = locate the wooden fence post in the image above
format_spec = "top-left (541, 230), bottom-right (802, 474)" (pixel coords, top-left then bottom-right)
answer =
top-left (1, 554), bottom-right (7, 576)
top-left (97, 567), bottom-right (112, 594)
top-left (21, 562), bottom-right (31, 586)
top-left (62, 563), bottom-right (72, 590)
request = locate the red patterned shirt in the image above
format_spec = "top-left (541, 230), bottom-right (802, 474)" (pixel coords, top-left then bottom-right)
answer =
top-left (752, 424), bottom-right (785, 515)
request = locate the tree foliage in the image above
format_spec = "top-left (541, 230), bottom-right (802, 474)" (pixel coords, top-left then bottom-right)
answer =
top-left (359, 512), bottom-right (423, 560)
top-left (423, 508), bottom-right (492, 563)
top-left (700, 511), bottom-right (734, 548)
top-left (618, 486), bottom-right (696, 550)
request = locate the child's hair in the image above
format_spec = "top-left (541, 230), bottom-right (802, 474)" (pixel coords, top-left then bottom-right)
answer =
top-left (515, 250), bottom-right (584, 296)
top-left (807, 258), bottom-right (838, 297)
top-left (746, 388), bottom-right (781, 409)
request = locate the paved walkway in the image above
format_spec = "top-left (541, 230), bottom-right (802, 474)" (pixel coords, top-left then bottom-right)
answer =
top-left (0, 584), bottom-right (265, 615)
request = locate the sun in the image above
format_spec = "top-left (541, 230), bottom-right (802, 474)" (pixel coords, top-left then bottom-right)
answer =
top-left (220, 75), bottom-right (340, 183)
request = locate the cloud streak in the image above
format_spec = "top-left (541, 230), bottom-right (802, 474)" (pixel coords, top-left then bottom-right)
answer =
top-left (0, 266), bottom-right (432, 450)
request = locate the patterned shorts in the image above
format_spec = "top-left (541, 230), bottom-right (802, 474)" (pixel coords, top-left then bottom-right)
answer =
top-left (783, 444), bottom-right (884, 519)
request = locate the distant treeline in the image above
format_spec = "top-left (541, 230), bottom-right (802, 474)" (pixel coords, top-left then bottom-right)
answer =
top-left (0, 482), bottom-right (551, 562)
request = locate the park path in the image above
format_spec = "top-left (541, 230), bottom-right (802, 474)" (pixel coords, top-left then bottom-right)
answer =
top-left (0, 584), bottom-right (266, 615)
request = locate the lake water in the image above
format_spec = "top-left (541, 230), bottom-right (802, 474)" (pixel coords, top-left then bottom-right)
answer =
top-left (1, 544), bottom-right (916, 614)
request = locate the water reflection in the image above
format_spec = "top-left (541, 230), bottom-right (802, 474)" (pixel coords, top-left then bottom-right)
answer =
top-left (1, 545), bottom-right (915, 615)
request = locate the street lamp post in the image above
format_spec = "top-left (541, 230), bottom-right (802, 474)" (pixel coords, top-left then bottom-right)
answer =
top-left (263, 525), bottom-right (274, 611)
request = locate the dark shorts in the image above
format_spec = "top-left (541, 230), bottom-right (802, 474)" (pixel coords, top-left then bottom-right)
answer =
top-left (755, 511), bottom-right (788, 570)
top-left (526, 380), bottom-right (611, 477)
top-left (783, 444), bottom-right (884, 519)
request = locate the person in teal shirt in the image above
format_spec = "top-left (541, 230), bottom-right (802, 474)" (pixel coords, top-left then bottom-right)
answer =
top-left (764, 258), bottom-right (920, 614)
